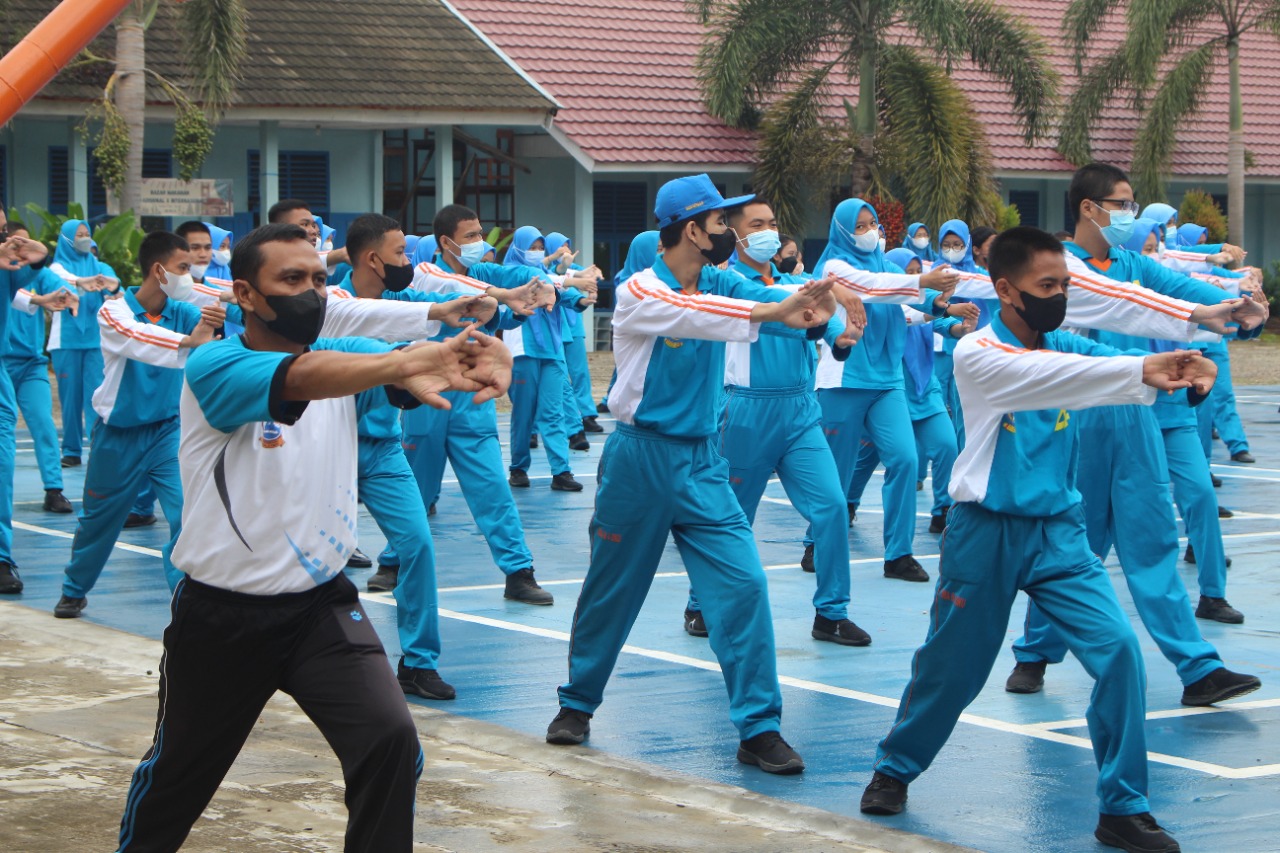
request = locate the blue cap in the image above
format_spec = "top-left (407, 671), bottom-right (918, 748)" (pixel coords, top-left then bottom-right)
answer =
top-left (654, 174), bottom-right (755, 229)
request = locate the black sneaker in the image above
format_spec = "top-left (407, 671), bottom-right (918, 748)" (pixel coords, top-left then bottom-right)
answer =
top-left (1218, 506), bottom-right (1234, 519)
top-left (397, 658), bottom-right (456, 700)
top-left (860, 771), bottom-right (908, 815)
top-left (60, 455), bottom-right (81, 468)
top-left (569, 431), bottom-right (590, 452)
top-left (847, 504), bottom-right (857, 526)
top-left (43, 489), bottom-right (73, 513)
top-left (428, 502), bottom-right (437, 517)
top-left (1195, 596), bottom-right (1244, 624)
top-left (505, 567), bottom-right (554, 605)
top-left (1005, 660), bottom-right (1047, 694)
top-left (1182, 544), bottom-right (1233, 567)
top-left (54, 594), bottom-right (86, 618)
top-left (345, 548), bottom-right (372, 569)
top-left (551, 472), bottom-right (583, 492)
top-left (509, 468), bottom-right (530, 488)
top-left (683, 608), bottom-right (708, 637)
top-left (800, 543), bottom-right (815, 573)
top-left (737, 731), bottom-right (804, 774)
top-left (597, 400), bottom-right (610, 414)
top-left (1095, 812), bottom-right (1180, 853)
top-left (123, 513), bottom-right (157, 529)
top-left (529, 435), bottom-right (539, 449)
top-left (0, 562), bottom-right (23, 594)
top-left (582, 416), bottom-right (604, 433)
top-left (928, 506), bottom-right (949, 534)
top-left (1181, 667), bottom-right (1261, 707)
top-left (812, 614), bottom-right (871, 647)
top-left (1210, 473), bottom-right (1223, 488)
top-left (884, 554), bottom-right (929, 582)
top-left (915, 480), bottom-right (923, 491)
top-left (367, 566), bottom-right (398, 592)
top-left (546, 707), bottom-right (592, 744)
top-left (1230, 450), bottom-right (1255, 464)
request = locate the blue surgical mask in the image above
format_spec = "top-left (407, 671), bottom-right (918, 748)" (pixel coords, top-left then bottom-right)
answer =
top-left (524, 250), bottom-right (546, 266)
top-left (741, 229), bottom-right (782, 264)
top-left (450, 240), bottom-right (487, 269)
top-left (1094, 207), bottom-right (1137, 247)
top-left (1165, 225), bottom-right (1177, 244)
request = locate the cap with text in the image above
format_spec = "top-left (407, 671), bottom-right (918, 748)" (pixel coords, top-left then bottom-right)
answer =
top-left (654, 174), bottom-right (755, 229)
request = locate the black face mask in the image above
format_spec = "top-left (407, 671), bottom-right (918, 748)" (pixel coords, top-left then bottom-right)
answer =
top-left (1013, 289), bottom-right (1067, 334)
top-left (380, 258), bottom-right (415, 293)
top-left (252, 284), bottom-right (327, 345)
top-left (699, 227), bottom-right (738, 266)
top-left (777, 256), bottom-right (800, 275)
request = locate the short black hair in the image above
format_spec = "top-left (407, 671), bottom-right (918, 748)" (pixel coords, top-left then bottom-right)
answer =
top-left (433, 204), bottom-right (481, 245)
top-left (175, 220), bottom-right (210, 239)
top-left (987, 227), bottom-right (1064, 286)
top-left (230, 223), bottom-right (310, 283)
top-left (345, 213), bottom-right (402, 260)
top-left (4, 221), bottom-right (27, 237)
top-left (1068, 163), bottom-right (1129, 222)
top-left (778, 233), bottom-right (796, 249)
top-left (970, 226), bottom-right (998, 250)
top-left (268, 199), bottom-right (312, 223)
top-left (659, 209), bottom-right (717, 249)
top-left (725, 198), bottom-right (772, 228)
top-left (138, 231), bottom-right (190, 276)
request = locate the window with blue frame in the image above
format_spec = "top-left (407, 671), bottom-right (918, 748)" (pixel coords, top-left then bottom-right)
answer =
top-left (247, 150), bottom-right (330, 222)
top-left (48, 146), bottom-right (69, 215)
top-left (592, 181), bottom-right (648, 297)
top-left (1008, 190), bottom-right (1041, 229)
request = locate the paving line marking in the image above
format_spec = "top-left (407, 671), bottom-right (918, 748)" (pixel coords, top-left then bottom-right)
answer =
top-left (1026, 697), bottom-right (1280, 730)
top-left (13, 517), bottom-right (1276, 779)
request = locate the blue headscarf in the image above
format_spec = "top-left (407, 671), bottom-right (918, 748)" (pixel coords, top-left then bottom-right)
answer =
top-left (937, 220), bottom-right (982, 273)
top-left (504, 225), bottom-right (547, 269)
top-left (884, 248), bottom-right (920, 273)
top-left (52, 219), bottom-right (101, 277)
top-left (203, 223), bottom-right (234, 279)
top-left (411, 236), bottom-right (438, 266)
top-left (1121, 218), bottom-right (1165, 254)
top-left (1140, 203), bottom-right (1177, 227)
top-left (482, 241), bottom-right (496, 261)
top-left (815, 198), bottom-right (885, 275)
top-left (901, 222), bottom-right (937, 262)
top-left (544, 232), bottom-right (572, 256)
top-left (404, 235), bottom-right (420, 259)
top-left (614, 230), bottom-right (660, 286)
top-left (315, 216), bottom-right (335, 247)
top-left (1177, 223), bottom-right (1208, 246)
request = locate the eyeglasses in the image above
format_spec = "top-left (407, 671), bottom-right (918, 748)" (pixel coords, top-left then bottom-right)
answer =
top-left (1091, 198), bottom-right (1140, 214)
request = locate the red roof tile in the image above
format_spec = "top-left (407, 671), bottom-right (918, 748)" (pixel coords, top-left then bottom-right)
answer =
top-left (450, 0), bottom-right (1280, 177)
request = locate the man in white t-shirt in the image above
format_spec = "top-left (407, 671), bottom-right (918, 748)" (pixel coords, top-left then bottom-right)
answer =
top-left (113, 223), bottom-right (512, 853)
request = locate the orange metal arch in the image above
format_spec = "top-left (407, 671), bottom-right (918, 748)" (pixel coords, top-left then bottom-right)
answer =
top-left (0, 0), bottom-right (138, 126)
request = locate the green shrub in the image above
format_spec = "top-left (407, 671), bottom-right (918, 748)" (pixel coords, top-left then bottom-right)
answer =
top-left (1177, 190), bottom-right (1228, 244)
top-left (8, 203), bottom-right (146, 289)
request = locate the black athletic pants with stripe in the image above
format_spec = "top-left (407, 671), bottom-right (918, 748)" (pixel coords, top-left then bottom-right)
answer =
top-left (116, 573), bottom-right (422, 853)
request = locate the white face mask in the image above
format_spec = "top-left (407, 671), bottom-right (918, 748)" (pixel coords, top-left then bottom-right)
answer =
top-left (912, 236), bottom-right (930, 250)
top-left (940, 247), bottom-right (966, 264)
top-left (159, 268), bottom-right (195, 302)
top-left (852, 229), bottom-right (880, 252)
top-left (212, 248), bottom-right (231, 267)
top-left (524, 250), bottom-right (546, 266)
top-left (877, 237), bottom-right (887, 254)
top-left (189, 263), bottom-right (209, 279)
top-left (73, 235), bottom-right (94, 254)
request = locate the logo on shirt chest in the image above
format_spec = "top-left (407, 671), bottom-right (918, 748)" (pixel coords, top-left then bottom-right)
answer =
top-left (664, 337), bottom-right (683, 349)
top-left (260, 422), bottom-right (285, 449)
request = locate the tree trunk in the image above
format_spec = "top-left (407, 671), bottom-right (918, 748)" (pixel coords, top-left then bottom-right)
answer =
top-left (113, 4), bottom-right (146, 222)
top-left (1226, 37), bottom-right (1244, 246)
top-left (851, 47), bottom-right (877, 198)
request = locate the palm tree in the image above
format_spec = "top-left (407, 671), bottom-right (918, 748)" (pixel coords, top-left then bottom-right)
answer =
top-left (691, 0), bottom-right (1058, 232)
top-left (1057, 0), bottom-right (1276, 244)
top-left (78, 0), bottom-right (246, 219)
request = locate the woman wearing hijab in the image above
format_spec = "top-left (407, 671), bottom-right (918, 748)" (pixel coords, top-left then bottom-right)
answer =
top-left (544, 232), bottom-right (600, 441)
top-left (46, 220), bottom-right (120, 466)
top-left (811, 199), bottom-right (955, 582)
top-left (200, 223), bottom-right (234, 283)
top-left (901, 222), bottom-right (939, 264)
top-left (931, 219), bottom-right (993, 444)
top-left (844, 248), bottom-right (972, 537)
top-left (504, 225), bottom-right (589, 492)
